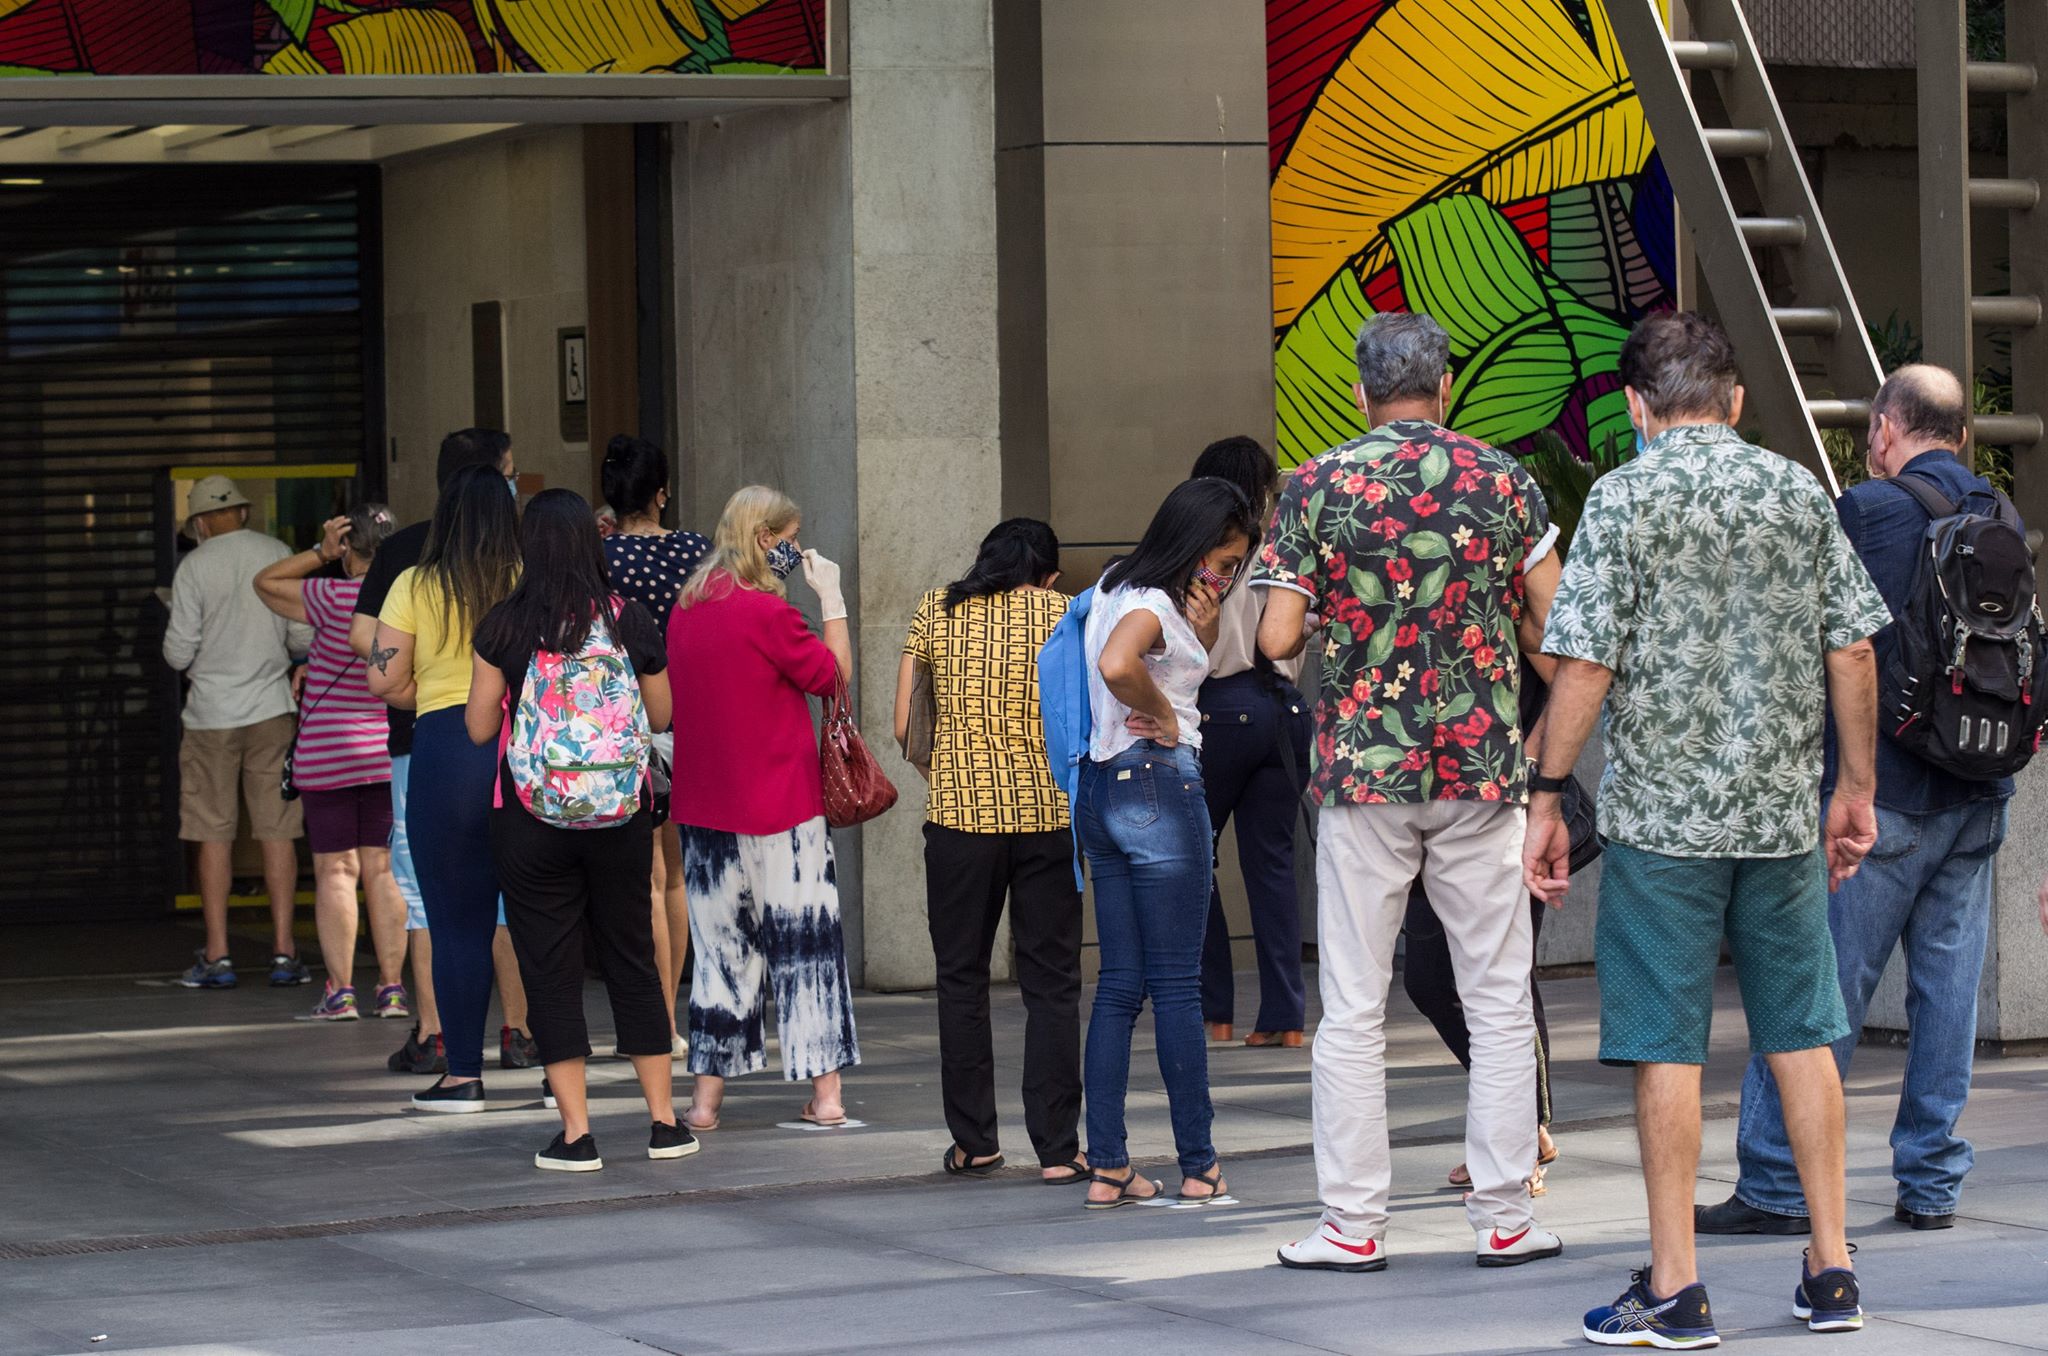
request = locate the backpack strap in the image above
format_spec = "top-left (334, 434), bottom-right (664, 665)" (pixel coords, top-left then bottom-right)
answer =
top-left (1890, 471), bottom-right (1958, 521)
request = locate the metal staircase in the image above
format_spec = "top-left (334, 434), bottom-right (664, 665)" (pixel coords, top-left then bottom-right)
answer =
top-left (1607, 0), bottom-right (1885, 496)
top-left (1915, 0), bottom-right (2046, 530)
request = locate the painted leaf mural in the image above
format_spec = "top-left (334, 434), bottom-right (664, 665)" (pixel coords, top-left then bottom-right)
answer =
top-left (1268, 0), bottom-right (1676, 466)
top-left (0, 0), bottom-right (829, 74)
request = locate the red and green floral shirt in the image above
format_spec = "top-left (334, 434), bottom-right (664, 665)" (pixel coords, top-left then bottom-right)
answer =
top-left (1249, 419), bottom-right (1549, 806)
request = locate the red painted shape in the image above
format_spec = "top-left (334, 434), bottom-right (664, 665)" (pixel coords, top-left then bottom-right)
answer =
top-left (65, 0), bottom-right (199, 75)
top-left (1268, 0), bottom-right (1391, 176)
top-left (1501, 196), bottom-right (1551, 264)
top-left (0, 0), bottom-right (83, 71)
top-left (1363, 264), bottom-right (1408, 315)
top-left (728, 0), bottom-right (827, 69)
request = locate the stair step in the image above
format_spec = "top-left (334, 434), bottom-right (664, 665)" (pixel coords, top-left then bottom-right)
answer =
top-left (1704, 127), bottom-right (1773, 158)
top-left (1967, 60), bottom-right (2039, 96)
top-left (1737, 216), bottom-right (1807, 246)
top-left (1806, 400), bottom-right (1871, 429)
top-left (1670, 39), bottom-right (1737, 70)
top-left (1971, 295), bottom-right (2043, 327)
top-left (1969, 177), bottom-right (2042, 211)
top-left (1972, 414), bottom-right (2045, 445)
top-left (1771, 306), bottom-right (1841, 336)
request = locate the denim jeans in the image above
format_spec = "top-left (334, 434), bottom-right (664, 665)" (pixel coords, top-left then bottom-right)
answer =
top-left (1734, 798), bottom-right (2009, 1216)
top-left (1078, 740), bottom-right (1217, 1179)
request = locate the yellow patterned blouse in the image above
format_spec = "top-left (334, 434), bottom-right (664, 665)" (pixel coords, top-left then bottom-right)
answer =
top-left (903, 586), bottom-right (1071, 835)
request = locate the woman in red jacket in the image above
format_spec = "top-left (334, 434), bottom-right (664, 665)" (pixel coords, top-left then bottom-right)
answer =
top-left (667, 485), bottom-right (858, 1130)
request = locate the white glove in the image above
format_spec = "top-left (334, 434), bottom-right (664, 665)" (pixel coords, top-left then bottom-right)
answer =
top-left (802, 549), bottom-right (847, 621)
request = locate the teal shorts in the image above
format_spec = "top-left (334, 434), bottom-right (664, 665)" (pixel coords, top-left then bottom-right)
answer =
top-left (1595, 841), bottom-right (1849, 1067)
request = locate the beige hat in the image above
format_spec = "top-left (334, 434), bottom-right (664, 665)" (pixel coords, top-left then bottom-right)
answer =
top-left (186, 474), bottom-right (251, 526)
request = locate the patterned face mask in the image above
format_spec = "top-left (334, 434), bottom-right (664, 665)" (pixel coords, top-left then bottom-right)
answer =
top-left (765, 538), bottom-right (802, 580)
top-left (1194, 561), bottom-right (1238, 597)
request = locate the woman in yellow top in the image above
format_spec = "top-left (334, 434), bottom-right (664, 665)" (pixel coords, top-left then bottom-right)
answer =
top-left (893, 518), bottom-right (1087, 1184)
top-left (368, 464), bottom-right (520, 1112)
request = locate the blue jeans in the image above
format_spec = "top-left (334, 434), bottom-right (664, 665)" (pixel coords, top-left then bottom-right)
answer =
top-left (1078, 741), bottom-right (1217, 1179)
top-left (1735, 798), bottom-right (2009, 1216)
top-left (407, 710), bottom-right (504, 1079)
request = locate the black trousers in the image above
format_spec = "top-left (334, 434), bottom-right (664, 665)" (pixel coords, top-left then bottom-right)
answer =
top-left (1402, 884), bottom-right (1552, 1126)
top-left (493, 803), bottom-right (669, 1067)
top-left (923, 822), bottom-right (1084, 1167)
top-left (1197, 671), bottom-right (1312, 1031)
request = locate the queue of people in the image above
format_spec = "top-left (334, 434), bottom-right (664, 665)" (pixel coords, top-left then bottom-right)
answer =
top-left (156, 306), bottom-right (2040, 1348)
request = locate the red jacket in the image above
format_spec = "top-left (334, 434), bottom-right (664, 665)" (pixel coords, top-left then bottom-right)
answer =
top-left (666, 573), bottom-right (839, 835)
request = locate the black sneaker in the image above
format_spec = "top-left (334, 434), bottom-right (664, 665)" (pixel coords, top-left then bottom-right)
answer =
top-left (268, 953), bottom-right (312, 987)
top-left (501, 1026), bottom-right (539, 1069)
top-left (535, 1132), bottom-right (602, 1172)
top-left (1894, 1202), bottom-right (1955, 1230)
top-left (1584, 1268), bottom-right (1719, 1349)
top-left (541, 1076), bottom-right (556, 1110)
top-left (649, 1120), bottom-right (701, 1161)
top-left (1793, 1250), bottom-right (1863, 1333)
top-left (1693, 1193), bottom-right (1809, 1235)
top-left (411, 1077), bottom-right (485, 1114)
top-left (386, 1026), bottom-right (447, 1075)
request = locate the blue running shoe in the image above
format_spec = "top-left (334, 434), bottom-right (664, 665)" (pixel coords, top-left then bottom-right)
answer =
top-left (269, 953), bottom-right (311, 987)
top-left (178, 949), bottom-right (237, 989)
top-left (1583, 1268), bottom-right (1720, 1349)
top-left (1793, 1250), bottom-right (1863, 1333)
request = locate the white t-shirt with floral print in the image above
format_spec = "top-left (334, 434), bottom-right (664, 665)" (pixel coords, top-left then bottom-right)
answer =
top-left (1083, 585), bottom-right (1210, 761)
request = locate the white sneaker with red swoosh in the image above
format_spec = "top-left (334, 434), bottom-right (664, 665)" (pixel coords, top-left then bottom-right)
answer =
top-left (1277, 1221), bottom-right (1388, 1273)
top-left (1475, 1223), bottom-right (1563, 1267)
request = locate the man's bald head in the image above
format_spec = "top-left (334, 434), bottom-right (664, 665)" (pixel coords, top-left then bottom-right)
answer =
top-left (1868, 363), bottom-right (1969, 478)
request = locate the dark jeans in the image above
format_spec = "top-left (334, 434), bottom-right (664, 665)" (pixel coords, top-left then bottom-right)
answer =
top-left (493, 803), bottom-right (669, 1067)
top-left (1402, 884), bottom-right (1552, 1127)
top-left (407, 709), bottom-right (502, 1079)
top-left (1077, 740), bottom-right (1216, 1179)
top-left (1197, 671), bottom-right (1310, 1031)
top-left (923, 822), bottom-right (1084, 1167)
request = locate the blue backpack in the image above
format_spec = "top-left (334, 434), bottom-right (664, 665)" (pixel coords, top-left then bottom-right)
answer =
top-left (1036, 586), bottom-right (1096, 887)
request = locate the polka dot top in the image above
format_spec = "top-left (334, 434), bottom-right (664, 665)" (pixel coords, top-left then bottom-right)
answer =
top-left (603, 529), bottom-right (712, 636)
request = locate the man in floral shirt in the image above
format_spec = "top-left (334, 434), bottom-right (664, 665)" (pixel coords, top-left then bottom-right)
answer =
top-left (1252, 312), bottom-right (1564, 1274)
top-left (1525, 312), bottom-right (1890, 1347)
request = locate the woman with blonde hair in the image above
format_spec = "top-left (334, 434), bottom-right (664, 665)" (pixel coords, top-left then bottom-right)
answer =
top-left (667, 485), bottom-right (859, 1129)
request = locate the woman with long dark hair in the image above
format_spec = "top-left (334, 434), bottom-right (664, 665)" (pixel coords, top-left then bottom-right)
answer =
top-left (600, 435), bottom-right (711, 1052)
top-left (369, 463), bottom-right (521, 1111)
top-left (893, 519), bottom-right (1087, 1184)
top-left (1080, 477), bottom-right (1259, 1208)
top-left (467, 489), bottom-right (692, 1171)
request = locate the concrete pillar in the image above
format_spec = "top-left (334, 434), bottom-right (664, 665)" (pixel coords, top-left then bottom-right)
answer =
top-left (846, 0), bottom-right (1005, 990)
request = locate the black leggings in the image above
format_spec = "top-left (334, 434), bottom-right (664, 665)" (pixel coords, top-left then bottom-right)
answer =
top-left (493, 804), bottom-right (669, 1066)
top-left (1402, 884), bottom-right (1552, 1127)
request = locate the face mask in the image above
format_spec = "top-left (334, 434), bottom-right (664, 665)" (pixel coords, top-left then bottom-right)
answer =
top-left (765, 538), bottom-right (802, 580)
top-left (505, 475), bottom-right (519, 500)
top-left (1195, 562), bottom-right (1237, 597)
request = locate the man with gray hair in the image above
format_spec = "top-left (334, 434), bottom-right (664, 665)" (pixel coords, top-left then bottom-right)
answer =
top-left (1252, 310), bottom-right (1564, 1273)
top-left (1525, 311), bottom-right (1891, 1345)
top-left (1703, 363), bottom-right (2017, 1239)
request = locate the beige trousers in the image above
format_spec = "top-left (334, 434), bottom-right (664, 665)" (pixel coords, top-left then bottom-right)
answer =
top-left (1312, 801), bottom-right (1539, 1237)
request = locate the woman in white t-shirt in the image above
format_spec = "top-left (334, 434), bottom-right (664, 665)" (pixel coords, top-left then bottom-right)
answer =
top-left (1078, 477), bottom-right (1260, 1210)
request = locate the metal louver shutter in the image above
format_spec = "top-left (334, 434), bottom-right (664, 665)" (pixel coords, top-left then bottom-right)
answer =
top-left (0, 165), bottom-right (380, 922)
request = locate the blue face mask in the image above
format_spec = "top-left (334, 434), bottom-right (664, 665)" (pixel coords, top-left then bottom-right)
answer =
top-left (765, 538), bottom-right (802, 580)
top-left (505, 475), bottom-right (519, 500)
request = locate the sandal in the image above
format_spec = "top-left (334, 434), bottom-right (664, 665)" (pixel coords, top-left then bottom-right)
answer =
top-left (1447, 1162), bottom-right (1471, 1189)
top-left (1538, 1128), bottom-right (1559, 1167)
top-left (1042, 1158), bottom-right (1091, 1186)
top-left (681, 1106), bottom-right (719, 1132)
top-left (1179, 1163), bottom-right (1231, 1203)
top-left (942, 1146), bottom-right (1005, 1177)
top-left (1084, 1168), bottom-right (1163, 1210)
top-left (1243, 1030), bottom-right (1303, 1048)
top-left (800, 1099), bottom-right (848, 1127)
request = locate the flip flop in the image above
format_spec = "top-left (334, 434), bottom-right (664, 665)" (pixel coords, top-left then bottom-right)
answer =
top-left (800, 1100), bottom-right (849, 1127)
top-left (1042, 1158), bottom-right (1091, 1186)
top-left (681, 1106), bottom-right (719, 1132)
top-left (1084, 1170), bottom-right (1164, 1210)
top-left (942, 1147), bottom-right (1005, 1177)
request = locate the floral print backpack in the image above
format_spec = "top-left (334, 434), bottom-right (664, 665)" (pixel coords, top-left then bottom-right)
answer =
top-left (504, 606), bottom-right (652, 829)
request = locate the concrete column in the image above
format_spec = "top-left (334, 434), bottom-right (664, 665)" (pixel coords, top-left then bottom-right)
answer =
top-left (847, 0), bottom-right (1005, 990)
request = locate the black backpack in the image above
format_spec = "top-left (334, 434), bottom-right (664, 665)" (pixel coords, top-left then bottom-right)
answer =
top-left (1880, 474), bottom-right (2048, 779)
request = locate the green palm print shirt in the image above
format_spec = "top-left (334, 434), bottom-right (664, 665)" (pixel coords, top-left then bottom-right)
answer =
top-left (1543, 423), bottom-right (1891, 858)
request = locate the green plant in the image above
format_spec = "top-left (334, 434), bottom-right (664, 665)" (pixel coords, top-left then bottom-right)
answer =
top-left (1867, 310), bottom-right (1923, 369)
top-left (1518, 429), bottom-right (1632, 551)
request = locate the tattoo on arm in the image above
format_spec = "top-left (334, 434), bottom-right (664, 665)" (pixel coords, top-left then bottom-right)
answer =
top-left (369, 644), bottom-right (398, 675)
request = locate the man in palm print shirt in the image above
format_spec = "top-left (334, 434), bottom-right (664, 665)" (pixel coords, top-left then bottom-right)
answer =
top-left (1253, 311), bottom-right (1565, 1273)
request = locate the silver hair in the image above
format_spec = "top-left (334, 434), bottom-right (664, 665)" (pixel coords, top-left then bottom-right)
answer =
top-left (1354, 312), bottom-right (1451, 405)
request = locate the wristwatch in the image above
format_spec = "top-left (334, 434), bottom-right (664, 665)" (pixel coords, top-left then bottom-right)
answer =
top-left (1527, 770), bottom-right (1572, 794)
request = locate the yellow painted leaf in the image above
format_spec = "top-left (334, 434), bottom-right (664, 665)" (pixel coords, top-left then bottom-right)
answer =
top-left (1270, 0), bottom-right (1652, 329)
top-left (328, 9), bottom-right (475, 74)
top-left (0, 0), bottom-right (37, 19)
top-left (477, 0), bottom-right (708, 71)
top-left (262, 43), bottom-right (328, 76)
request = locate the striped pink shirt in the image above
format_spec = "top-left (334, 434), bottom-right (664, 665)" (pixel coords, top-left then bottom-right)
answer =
top-left (297, 578), bottom-right (393, 792)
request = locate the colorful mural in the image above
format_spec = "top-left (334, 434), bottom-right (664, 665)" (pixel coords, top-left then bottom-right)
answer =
top-left (1268, 0), bottom-right (1675, 467)
top-left (0, 0), bottom-right (827, 76)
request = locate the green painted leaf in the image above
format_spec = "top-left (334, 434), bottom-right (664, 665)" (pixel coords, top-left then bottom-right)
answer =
top-left (1415, 562), bottom-right (1451, 607)
top-left (1348, 568), bottom-right (1388, 605)
top-left (1387, 195), bottom-right (1546, 360)
top-left (1549, 181), bottom-right (1663, 315)
top-left (0, 64), bottom-right (60, 76)
top-left (1275, 268), bottom-right (1374, 467)
top-left (1440, 692), bottom-right (1477, 721)
top-left (264, 0), bottom-right (316, 41)
top-left (1355, 745), bottom-right (1406, 772)
top-left (1405, 532), bottom-right (1452, 560)
top-left (1492, 680), bottom-right (1520, 726)
top-left (1364, 624), bottom-right (1395, 669)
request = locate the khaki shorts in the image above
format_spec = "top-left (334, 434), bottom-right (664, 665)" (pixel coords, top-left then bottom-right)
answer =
top-left (179, 714), bottom-right (305, 843)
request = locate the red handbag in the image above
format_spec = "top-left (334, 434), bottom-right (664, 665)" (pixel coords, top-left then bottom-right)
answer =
top-left (820, 675), bottom-right (898, 828)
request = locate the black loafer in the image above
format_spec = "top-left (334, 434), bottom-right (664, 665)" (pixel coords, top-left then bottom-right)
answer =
top-left (411, 1076), bottom-right (486, 1114)
top-left (1894, 1204), bottom-right (1955, 1230)
top-left (1694, 1194), bottom-right (1810, 1235)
